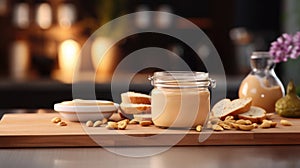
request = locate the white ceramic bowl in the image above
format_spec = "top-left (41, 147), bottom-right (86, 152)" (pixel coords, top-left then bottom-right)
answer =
top-left (54, 100), bottom-right (118, 122)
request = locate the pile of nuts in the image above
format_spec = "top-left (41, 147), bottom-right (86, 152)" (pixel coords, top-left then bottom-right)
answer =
top-left (51, 116), bottom-right (153, 130)
top-left (195, 116), bottom-right (293, 132)
top-left (85, 118), bottom-right (152, 130)
top-left (51, 115), bottom-right (293, 132)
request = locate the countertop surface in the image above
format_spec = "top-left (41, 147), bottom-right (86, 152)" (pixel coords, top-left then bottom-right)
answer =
top-left (0, 109), bottom-right (300, 168)
top-left (0, 146), bottom-right (299, 168)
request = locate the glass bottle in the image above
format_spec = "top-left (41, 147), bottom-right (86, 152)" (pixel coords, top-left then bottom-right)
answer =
top-left (238, 52), bottom-right (285, 113)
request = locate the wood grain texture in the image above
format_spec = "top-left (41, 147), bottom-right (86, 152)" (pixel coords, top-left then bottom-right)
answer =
top-left (0, 113), bottom-right (300, 147)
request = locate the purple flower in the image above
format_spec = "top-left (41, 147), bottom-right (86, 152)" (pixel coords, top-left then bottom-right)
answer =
top-left (269, 32), bottom-right (300, 63)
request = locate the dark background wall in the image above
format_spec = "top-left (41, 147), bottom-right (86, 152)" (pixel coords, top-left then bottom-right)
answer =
top-left (0, 0), bottom-right (283, 109)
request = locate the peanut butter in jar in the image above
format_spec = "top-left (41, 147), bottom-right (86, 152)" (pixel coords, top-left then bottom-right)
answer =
top-left (149, 71), bottom-right (215, 128)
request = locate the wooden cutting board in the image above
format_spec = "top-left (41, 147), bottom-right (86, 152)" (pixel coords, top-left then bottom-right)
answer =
top-left (0, 112), bottom-right (300, 148)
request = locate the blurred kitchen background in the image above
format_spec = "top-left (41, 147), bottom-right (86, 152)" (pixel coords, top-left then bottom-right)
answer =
top-left (0, 0), bottom-right (299, 109)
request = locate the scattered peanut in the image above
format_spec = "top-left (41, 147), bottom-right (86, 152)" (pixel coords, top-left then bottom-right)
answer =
top-left (196, 125), bottom-right (202, 132)
top-left (231, 123), bottom-right (240, 129)
top-left (117, 120), bottom-right (127, 130)
top-left (207, 113), bottom-right (287, 131)
top-left (105, 120), bottom-right (129, 130)
top-left (93, 120), bottom-right (103, 127)
top-left (85, 120), bottom-right (94, 127)
top-left (236, 119), bottom-right (252, 125)
top-left (51, 117), bottom-right (67, 126)
top-left (244, 120), bottom-right (253, 125)
top-left (140, 120), bottom-right (152, 127)
top-left (218, 122), bottom-right (231, 130)
top-left (224, 116), bottom-right (235, 121)
top-left (51, 117), bottom-right (61, 123)
top-left (259, 120), bottom-right (272, 128)
top-left (106, 121), bottom-right (118, 129)
top-left (212, 124), bottom-right (224, 131)
top-left (57, 121), bottom-right (67, 126)
top-left (129, 119), bottom-right (139, 124)
top-left (280, 119), bottom-right (293, 126)
top-left (238, 124), bottom-right (254, 131)
top-left (252, 123), bottom-right (258, 128)
top-left (120, 119), bottom-right (129, 124)
top-left (270, 121), bottom-right (277, 128)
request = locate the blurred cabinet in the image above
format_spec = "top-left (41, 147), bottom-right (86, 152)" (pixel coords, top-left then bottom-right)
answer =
top-left (0, 0), bottom-right (238, 81)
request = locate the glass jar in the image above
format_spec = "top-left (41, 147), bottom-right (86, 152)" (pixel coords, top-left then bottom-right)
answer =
top-left (149, 71), bottom-right (215, 128)
top-left (238, 52), bottom-right (285, 113)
